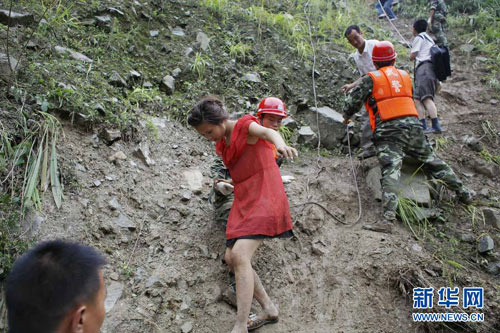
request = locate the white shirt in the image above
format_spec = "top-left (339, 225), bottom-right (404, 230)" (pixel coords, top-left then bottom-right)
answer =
top-left (351, 39), bottom-right (378, 76)
top-left (411, 32), bottom-right (434, 67)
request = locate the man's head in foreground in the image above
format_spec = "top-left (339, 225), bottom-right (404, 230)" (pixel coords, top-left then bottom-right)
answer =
top-left (6, 240), bottom-right (107, 333)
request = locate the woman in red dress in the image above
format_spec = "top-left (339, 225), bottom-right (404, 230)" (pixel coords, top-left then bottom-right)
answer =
top-left (188, 96), bottom-right (297, 332)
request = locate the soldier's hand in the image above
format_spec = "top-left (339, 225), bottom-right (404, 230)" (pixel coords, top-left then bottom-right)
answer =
top-left (343, 119), bottom-right (352, 125)
top-left (215, 180), bottom-right (234, 195)
top-left (341, 83), bottom-right (355, 94)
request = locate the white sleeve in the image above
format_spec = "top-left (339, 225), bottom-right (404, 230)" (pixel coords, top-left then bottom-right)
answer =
top-left (411, 37), bottom-right (422, 54)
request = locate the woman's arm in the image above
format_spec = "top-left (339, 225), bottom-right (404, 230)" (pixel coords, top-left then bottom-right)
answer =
top-left (248, 122), bottom-right (298, 159)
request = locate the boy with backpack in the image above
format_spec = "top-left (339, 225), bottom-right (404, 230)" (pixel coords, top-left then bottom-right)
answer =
top-left (410, 19), bottom-right (442, 134)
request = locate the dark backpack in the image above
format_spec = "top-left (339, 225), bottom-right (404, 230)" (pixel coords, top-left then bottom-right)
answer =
top-left (418, 34), bottom-right (451, 81)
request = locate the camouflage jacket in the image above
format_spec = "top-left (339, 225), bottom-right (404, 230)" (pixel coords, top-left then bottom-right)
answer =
top-left (430, 0), bottom-right (447, 17)
top-left (343, 73), bottom-right (420, 133)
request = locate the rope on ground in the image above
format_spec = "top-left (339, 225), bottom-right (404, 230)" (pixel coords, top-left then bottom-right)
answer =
top-left (345, 123), bottom-right (363, 227)
top-left (377, 0), bottom-right (411, 47)
top-left (303, 2), bottom-right (321, 166)
top-left (290, 201), bottom-right (348, 225)
top-left (302, 1), bottom-right (363, 226)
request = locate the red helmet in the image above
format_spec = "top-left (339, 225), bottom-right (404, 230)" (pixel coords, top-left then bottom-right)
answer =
top-left (372, 41), bottom-right (397, 62)
top-left (256, 97), bottom-right (287, 118)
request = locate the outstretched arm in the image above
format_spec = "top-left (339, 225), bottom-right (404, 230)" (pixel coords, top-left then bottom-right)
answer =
top-left (248, 122), bottom-right (298, 159)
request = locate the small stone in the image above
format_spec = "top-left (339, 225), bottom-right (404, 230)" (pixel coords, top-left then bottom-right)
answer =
top-left (411, 243), bottom-right (423, 252)
top-left (114, 213), bottom-right (136, 230)
top-left (149, 30), bottom-right (159, 37)
top-left (0, 53), bottom-right (18, 78)
top-left (196, 31), bottom-right (210, 51)
top-left (108, 198), bottom-right (122, 211)
top-left (159, 75), bottom-right (175, 95)
top-left (143, 81), bottom-right (153, 89)
top-left (242, 73), bottom-right (261, 83)
top-left (459, 233), bottom-right (475, 243)
top-left (483, 208), bottom-right (500, 229)
top-left (490, 99), bottom-right (498, 105)
top-left (54, 46), bottom-right (93, 63)
top-left (133, 143), bottom-right (155, 166)
top-left (297, 126), bottom-right (318, 146)
top-left (181, 192), bottom-right (192, 202)
top-left (109, 272), bottom-right (119, 280)
top-left (184, 47), bottom-right (193, 57)
top-left (172, 68), bottom-right (182, 77)
top-left (0, 10), bottom-right (34, 26)
top-left (311, 240), bottom-right (328, 256)
top-left (108, 151), bottom-right (127, 162)
top-left (94, 180), bottom-right (102, 187)
top-left (107, 7), bottom-right (125, 16)
top-left (108, 71), bottom-right (127, 87)
top-left (75, 162), bottom-right (86, 172)
top-left (171, 27), bottom-right (185, 36)
top-left (181, 321), bottom-right (193, 333)
top-left (99, 128), bottom-right (121, 144)
top-left (478, 235), bottom-right (494, 254)
top-left (486, 262), bottom-right (500, 275)
top-left (104, 282), bottom-right (124, 313)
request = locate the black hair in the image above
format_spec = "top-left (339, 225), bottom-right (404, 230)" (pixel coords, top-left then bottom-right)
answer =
top-left (374, 59), bottom-right (396, 68)
top-left (188, 95), bottom-right (228, 127)
top-left (6, 240), bottom-right (106, 333)
top-left (344, 25), bottom-right (361, 37)
top-left (413, 19), bottom-right (428, 33)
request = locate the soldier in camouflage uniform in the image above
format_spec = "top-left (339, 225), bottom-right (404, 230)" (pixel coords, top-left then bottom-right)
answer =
top-left (343, 41), bottom-right (472, 233)
top-left (429, 0), bottom-right (448, 48)
top-left (209, 156), bottom-right (234, 225)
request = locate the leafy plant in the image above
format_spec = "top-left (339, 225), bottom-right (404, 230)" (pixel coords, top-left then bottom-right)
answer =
top-left (397, 197), bottom-right (433, 240)
top-left (190, 52), bottom-right (210, 79)
top-left (278, 126), bottom-right (293, 144)
top-left (229, 42), bottom-right (252, 61)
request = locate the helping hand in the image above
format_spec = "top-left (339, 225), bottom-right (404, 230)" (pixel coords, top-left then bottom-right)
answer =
top-left (277, 145), bottom-right (298, 160)
top-left (215, 181), bottom-right (234, 195)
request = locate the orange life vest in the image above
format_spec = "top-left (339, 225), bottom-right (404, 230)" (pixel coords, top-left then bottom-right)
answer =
top-left (365, 66), bottom-right (418, 131)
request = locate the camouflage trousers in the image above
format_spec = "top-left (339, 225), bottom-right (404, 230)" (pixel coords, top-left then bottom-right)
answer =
top-left (431, 16), bottom-right (447, 48)
top-left (211, 189), bottom-right (233, 225)
top-left (373, 117), bottom-right (465, 218)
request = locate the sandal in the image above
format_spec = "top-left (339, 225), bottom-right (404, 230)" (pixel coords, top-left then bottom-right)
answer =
top-left (247, 313), bottom-right (279, 331)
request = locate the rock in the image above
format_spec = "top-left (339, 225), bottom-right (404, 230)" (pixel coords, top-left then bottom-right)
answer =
top-left (94, 180), bottom-right (102, 187)
top-left (303, 106), bottom-right (345, 149)
top-left (181, 192), bottom-right (192, 202)
top-left (483, 208), bottom-right (500, 229)
top-left (114, 213), bottom-right (136, 230)
top-left (109, 272), bottom-right (119, 280)
top-left (54, 46), bottom-right (93, 63)
top-left (459, 44), bottom-right (475, 53)
top-left (104, 282), bottom-right (124, 313)
top-left (311, 240), bottom-right (329, 256)
top-left (172, 67), bottom-right (182, 77)
top-left (75, 162), bottom-right (86, 172)
top-left (143, 81), bottom-right (153, 89)
top-left (459, 233), bottom-right (475, 243)
top-left (196, 31), bottom-right (210, 51)
top-left (146, 275), bottom-right (164, 288)
top-left (478, 235), bottom-right (494, 254)
top-left (99, 128), bottom-right (121, 144)
top-left (128, 69), bottom-right (141, 82)
top-left (471, 160), bottom-right (499, 179)
top-left (490, 99), bottom-right (498, 105)
top-left (107, 7), bottom-right (125, 16)
top-left (297, 126), bottom-right (318, 146)
top-left (108, 198), bottom-right (122, 211)
top-left (461, 135), bottom-right (482, 152)
top-left (181, 322), bottom-right (193, 333)
top-left (133, 143), bottom-right (155, 166)
top-left (366, 160), bottom-right (431, 205)
top-left (149, 30), bottom-right (159, 37)
top-left (184, 47), bottom-right (193, 57)
top-left (0, 9), bottom-right (34, 26)
top-left (411, 243), bottom-right (423, 253)
top-left (21, 212), bottom-right (44, 236)
top-left (486, 262), bottom-right (500, 275)
top-left (26, 41), bottom-right (38, 49)
top-left (171, 27), bottom-right (185, 37)
top-left (159, 75), bottom-right (175, 95)
top-left (281, 117), bottom-right (298, 130)
top-left (108, 151), bottom-right (127, 162)
top-left (183, 169), bottom-right (203, 194)
top-left (95, 15), bottom-right (111, 26)
top-left (476, 56), bottom-right (488, 63)
top-left (0, 53), bottom-right (18, 79)
top-left (108, 71), bottom-right (127, 87)
top-left (242, 73), bottom-right (261, 83)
